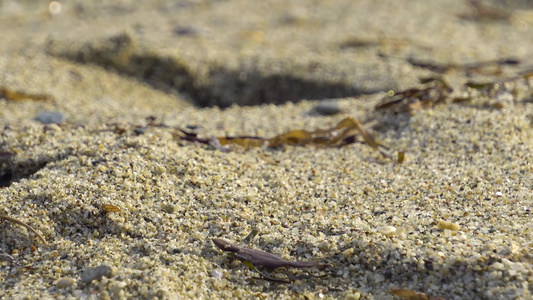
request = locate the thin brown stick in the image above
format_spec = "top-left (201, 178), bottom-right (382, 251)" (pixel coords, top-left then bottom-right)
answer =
top-left (0, 214), bottom-right (47, 245)
top-left (213, 238), bottom-right (328, 269)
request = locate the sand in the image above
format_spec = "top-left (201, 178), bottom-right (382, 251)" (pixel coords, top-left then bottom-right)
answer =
top-left (1, 0), bottom-right (533, 299)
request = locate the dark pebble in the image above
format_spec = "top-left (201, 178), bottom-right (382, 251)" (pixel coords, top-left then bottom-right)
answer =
top-left (313, 101), bottom-right (342, 115)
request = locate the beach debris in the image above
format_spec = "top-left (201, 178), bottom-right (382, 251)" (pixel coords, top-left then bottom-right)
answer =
top-left (397, 151), bottom-right (405, 164)
top-left (375, 79), bottom-right (451, 113)
top-left (55, 277), bottom-right (76, 288)
top-left (81, 265), bottom-right (113, 284)
top-left (212, 237), bottom-right (330, 283)
top-left (313, 100), bottom-right (343, 115)
top-left (376, 225), bottom-right (397, 237)
top-left (35, 111), bottom-right (65, 124)
top-left (211, 269), bottom-right (224, 279)
top-left (390, 287), bottom-right (445, 300)
top-left (459, 0), bottom-right (513, 22)
top-left (0, 249), bottom-right (14, 262)
top-left (212, 238), bottom-right (328, 269)
top-left (241, 228), bottom-right (259, 245)
top-left (0, 214), bottom-right (47, 245)
top-left (161, 203), bottom-right (176, 214)
top-left (407, 57), bottom-right (519, 75)
top-left (437, 220), bottom-right (461, 231)
top-left (177, 117), bottom-right (390, 157)
top-left (0, 151), bottom-right (14, 162)
top-left (0, 87), bottom-right (52, 102)
top-left (101, 204), bottom-right (127, 222)
top-left (101, 204), bottom-right (122, 214)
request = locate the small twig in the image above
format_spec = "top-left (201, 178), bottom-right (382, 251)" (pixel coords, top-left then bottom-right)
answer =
top-left (0, 214), bottom-right (47, 245)
top-left (213, 238), bottom-right (329, 269)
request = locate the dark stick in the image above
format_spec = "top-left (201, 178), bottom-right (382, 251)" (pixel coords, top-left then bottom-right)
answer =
top-left (212, 238), bottom-right (328, 269)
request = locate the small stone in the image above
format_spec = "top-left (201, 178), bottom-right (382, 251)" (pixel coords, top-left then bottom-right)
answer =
top-left (55, 277), bottom-right (76, 288)
top-left (437, 220), bottom-right (461, 231)
top-left (161, 203), bottom-right (175, 214)
top-left (373, 273), bottom-right (385, 283)
top-left (110, 280), bottom-right (128, 294)
top-left (313, 101), bottom-right (342, 115)
top-left (377, 225), bottom-right (397, 236)
top-left (211, 269), bottom-right (223, 279)
top-left (35, 111), bottom-right (65, 124)
top-left (81, 265), bottom-right (113, 284)
top-left (344, 247), bottom-right (355, 257)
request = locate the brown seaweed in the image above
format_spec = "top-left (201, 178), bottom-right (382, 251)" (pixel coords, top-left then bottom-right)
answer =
top-left (176, 117), bottom-right (390, 158)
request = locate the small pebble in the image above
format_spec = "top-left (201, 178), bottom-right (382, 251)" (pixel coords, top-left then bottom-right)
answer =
top-left (55, 277), bottom-right (76, 288)
top-left (161, 203), bottom-right (175, 214)
top-left (81, 265), bottom-right (113, 284)
top-left (313, 101), bottom-right (342, 115)
top-left (211, 269), bottom-right (223, 279)
top-left (437, 220), bottom-right (461, 231)
top-left (35, 111), bottom-right (65, 124)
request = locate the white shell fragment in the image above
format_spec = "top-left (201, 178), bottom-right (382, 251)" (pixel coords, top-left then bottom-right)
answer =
top-left (377, 226), bottom-right (397, 236)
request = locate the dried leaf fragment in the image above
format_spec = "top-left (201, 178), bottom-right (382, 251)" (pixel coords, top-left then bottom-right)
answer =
top-left (397, 151), bottom-right (405, 164)
top-left (101, 204), bottom-right (122, 213)
top-left (101, 204), bottom-right (127, 222)
top-left (212, 238), bottom-right (328, 269)
top-left (241, 229), bottom-right (259, 245)
top-left (390, 287), bottom-right (445, 300)
top-left (0, 87), bottom-right (52, 102)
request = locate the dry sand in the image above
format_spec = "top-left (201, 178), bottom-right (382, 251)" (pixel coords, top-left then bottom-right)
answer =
top-left (1, 0), bottom-right (533, 299)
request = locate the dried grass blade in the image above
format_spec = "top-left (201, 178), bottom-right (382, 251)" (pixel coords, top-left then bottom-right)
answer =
top-left (0, 214), bottom-right (47, 245)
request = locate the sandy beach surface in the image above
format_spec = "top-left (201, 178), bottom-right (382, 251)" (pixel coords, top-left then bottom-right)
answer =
top-left (1, 0), bottom-right (533, 299)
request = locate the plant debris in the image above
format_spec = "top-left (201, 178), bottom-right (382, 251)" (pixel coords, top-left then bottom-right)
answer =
top-left (101, 204), bottom-right (127, 222)
top-left (0, 87), bottom-right (52, 102)
top-left (241, 228), bottom-right (259, 246)
top-left (406, 57), bottom-right (519, 76)
top-left (458, 0), bottom-right (513, 22)
top-left (390, 287), bottom-right (445, 300)
top-left (212, 238), bottom-right (331, 283)
top-left (0, 214), bottom-right (47, 245)
top-left (0, 151), bottom-right (14, 162)
top-left (177, 117), bottom-right (390, 158)
top-left (212, 238), bottom-right (329, 269)
top-left (375, 79), bottom-right (451, 113)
